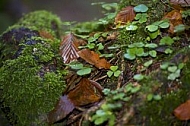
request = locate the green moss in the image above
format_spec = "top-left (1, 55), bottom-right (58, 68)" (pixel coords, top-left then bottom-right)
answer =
top-left (0, 42), bottom-right (65, 125)
top-left (0, 10), bottom-right (66, 125)
top-left (17, 10), bottom-right (62, 38)
top-left (140, 90), bottom-right (189, 126)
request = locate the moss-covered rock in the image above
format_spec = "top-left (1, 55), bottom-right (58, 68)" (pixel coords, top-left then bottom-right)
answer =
top-left (0, 10), bottom-right (66, 125)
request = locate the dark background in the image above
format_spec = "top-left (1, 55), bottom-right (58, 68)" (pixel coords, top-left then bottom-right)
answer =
top-left (0, 0), bottom-right (118, 34)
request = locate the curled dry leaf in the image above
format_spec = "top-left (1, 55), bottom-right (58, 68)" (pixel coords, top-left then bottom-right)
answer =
top-left (68, 78), bottom-right (103, 106)
top-left (163, 10), bottom-right (183, 34)
top-left (60, 33), bottom-right (79, 64)
top-left (115, 6), bottom-right (136, 25)
top-left (174, 100), bottom-right (190, 120)
top-left (78, 49), bottom-right (111, 69)
top-left (47, 95), bottom-right (75, 124)
top-left (47, 78), bottom-right (103, 124)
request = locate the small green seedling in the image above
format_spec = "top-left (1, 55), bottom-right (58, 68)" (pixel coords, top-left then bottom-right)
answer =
top-left (160, 62), bottom-right (184, 80)
top-left (146, 20), bottom-right (169, 39)
top-left (135, 13), bottom-right (148, 23)
top-left (147, 93), bottom-right (161, 101)
top-left (124, 42), bottom-right (157, 60)
top-left (107, 66), bottom-right (121, 77)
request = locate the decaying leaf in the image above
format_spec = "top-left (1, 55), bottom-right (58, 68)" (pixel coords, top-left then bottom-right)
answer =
top-left (60, 33), bottom-right (80, 63)
top-left (48, 78), bottom-right (103, 124)
top-left (174, 100), bottom-right (190, 120)
top-left (78, 49), bottom-right (111, 69)
top-left (163, 10), bottom-right (183, 34)
top-left (48, 95), bottom-right (75, 124)
top-left (115, 6), bottom-right (135, 25)
top-left (68, 78), bottom-right (103, 106)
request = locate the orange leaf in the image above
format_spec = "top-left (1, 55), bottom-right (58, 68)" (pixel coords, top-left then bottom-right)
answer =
top-left (68, 78), bottom-right (103, 106)
top-left (47, 95), bottom-right (75, 124)
top-left (163, 10), bottom-right (183, 34)
top-left (78, 49), bottom-right (111, 69)
top-left (60, 33), bottom-right (79, 63)
top-left (174, 100), bottom-right (190, 120)
top-left (115, 6), bottom-right (135, 25)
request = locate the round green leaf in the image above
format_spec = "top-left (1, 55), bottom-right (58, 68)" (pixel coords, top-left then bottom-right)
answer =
top-left (174, 24), bottom-right (186, 33)
top-left (149, 50), bottom-right (157, 57)
top-left (126, 24), bottom-right (138, 31)
top-left (107, 71), bottom-right (113, 77)
top-left (164, 48), bottom-right (173, 54)
top-left (110, 66), bottom-right (118, 71)
top-left (168, 66), bottom-right (177, 73)
top-left (134, 4), bottom-right (148, 12)
top-left (128, 42), bottom-right (145, 48)
top-left (131, 85), bottom-right (141, 93)
top-left (159, 21), bottom-right (170, 28)
top-left (77, 67), bottom-right (91, 76)
top-left (87, 43), bottom-right (95, 49)
top-left (69, 62), bottom-right (83, 69)
top-left (136, 48), bottom-right (144, 57)
top-left (144, 60), bottom-right (153, 67)
top-left (178, 63), bottom-right (184, 69)
top-left (148, 30), bottom-right (160, 39)
top-left (146, 25), bottom-right (158, 32)
top-left (133, 74), bottom-right (144, 81)
top-left (97, 43), bottom-right (104, 50)
top-left (127, 48), bottom-right (136, 55)
top-left (160, 62), bottom-right (169, 70)
top-left (145, 43), bottom-right (158, 48)
top-left (160, 36), bottom-right (174, 46)
top-left (153, 94), bottom-right (161, 100)
top-left (114, 70), bottom-right (121, 77)
top-left (147, 94), bottom-right (153, 101)
top-left (124, 53), bottom-right (136, 60)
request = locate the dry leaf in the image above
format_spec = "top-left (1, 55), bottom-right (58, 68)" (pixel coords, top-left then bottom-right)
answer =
top-left (163, 10), bottom-right (183, 34)
top-left (68, 78), bottom-right (103, 106)
top-left (174, 100), bottom-right (190, 120)
top-left (115, 6), bottom-right (135, 25)
top-left (47, 78), bottom-right (103, 124)
top-left (78, 49), bottom-right (111, 69)
top-left (47, 95), bottom-right (75, 124)
top-left (60, 33), bottom-right (79, 63)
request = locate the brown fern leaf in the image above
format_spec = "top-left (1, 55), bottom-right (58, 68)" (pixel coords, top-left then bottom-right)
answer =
top-left (60, 33), bottom-right (79, 64)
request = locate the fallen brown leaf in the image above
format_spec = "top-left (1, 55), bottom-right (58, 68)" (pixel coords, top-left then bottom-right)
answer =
top-left (78, 49), bottom-right (111, 69)
top-left (163, 10), bottom-right (183, 34)
top-left (115, 6), bottom-right (136, 25)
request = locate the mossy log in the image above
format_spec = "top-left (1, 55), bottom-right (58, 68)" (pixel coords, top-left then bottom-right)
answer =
top-left (0, 10), bottom-right (65, 125)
